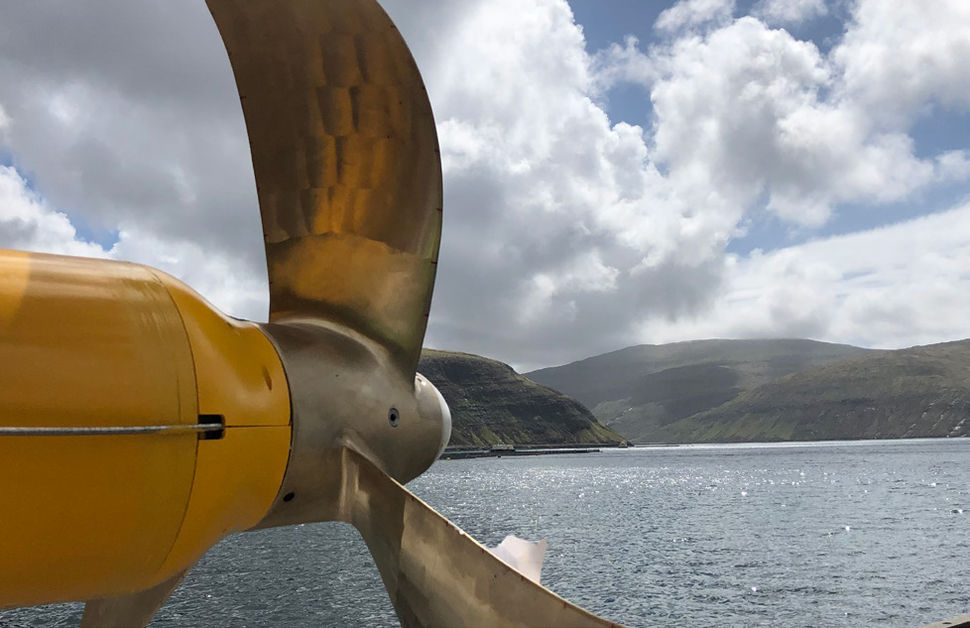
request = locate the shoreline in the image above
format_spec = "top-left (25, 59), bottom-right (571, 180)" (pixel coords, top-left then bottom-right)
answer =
top-left (439, 444), bottom-right (620, 460)
top-left (438, 436), bottom-right (970, 460)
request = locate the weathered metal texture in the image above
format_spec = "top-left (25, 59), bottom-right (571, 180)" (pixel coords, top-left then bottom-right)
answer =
top-left (341, 448), bottom-right (623, 628)
top-left (206, 0), bottom-right (443, 376)
top-left (255, 320), bottom-right (450, 530)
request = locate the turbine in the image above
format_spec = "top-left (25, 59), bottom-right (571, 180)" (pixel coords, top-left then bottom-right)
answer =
top-left (0, 2), bottom-right (621, 626)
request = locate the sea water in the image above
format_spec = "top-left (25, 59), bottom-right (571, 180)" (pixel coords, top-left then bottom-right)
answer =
top-left (2, 438), bottom-right (967, 627)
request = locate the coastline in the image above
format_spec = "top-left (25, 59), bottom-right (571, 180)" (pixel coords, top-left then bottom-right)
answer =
top-left (439, 443), bottom-right (626, 460)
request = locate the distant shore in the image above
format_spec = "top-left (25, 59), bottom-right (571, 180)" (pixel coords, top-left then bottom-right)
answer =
top-left (439, 443), bottom-right (628, 460)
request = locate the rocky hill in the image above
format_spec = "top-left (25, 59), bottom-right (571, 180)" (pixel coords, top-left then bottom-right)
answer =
top-left (418, 349), bottom-right (626, 447)
top-left (526, 339), bottom-right (873, 442)
top-left (664, 339), bottom-right (970, 442)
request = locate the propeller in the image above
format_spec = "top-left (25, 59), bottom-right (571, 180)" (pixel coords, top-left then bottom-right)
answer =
top-left (75, 0), bottom-right (623, 625)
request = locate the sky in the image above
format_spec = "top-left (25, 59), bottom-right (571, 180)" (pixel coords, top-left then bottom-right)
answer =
top-left (1, 0), bottom-right (969, 371)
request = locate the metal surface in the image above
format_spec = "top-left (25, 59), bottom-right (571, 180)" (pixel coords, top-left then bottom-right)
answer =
top-left (80, 568), bottom-right (191, 628)
top-left (341, 448), bottom-right (623, 628)
top-left (206, 0), bottom-right (443, 376)
top-left (255, 320), bottom-right (450, 529)
top-left (0, 424), bottom-right (223, 436)
top-left (203, 3), bottom-right (620, 626)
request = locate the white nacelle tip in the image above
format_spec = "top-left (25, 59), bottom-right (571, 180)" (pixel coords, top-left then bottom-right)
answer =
top-left (415, 373), bottom-right (452, 459)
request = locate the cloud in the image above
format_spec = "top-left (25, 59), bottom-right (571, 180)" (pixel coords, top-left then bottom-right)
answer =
top-left (0, 164), bottom-right (267, 320)
top-left (640, 201), bottom-right (970, 349)
top-left (385, 0), bottom-right (970, 365)
top-left (655, 0), bottom-right (736, 33)
top-left (0, 0), bottom-right (266, 298)
top-left (619, 14), bottom-right (967, 228)
top-left (753, 0), bottom-right (827, 26)
top-left (590, 36), bottom-right (657, 96)
top-left (0, 166), bottom-right (106, 258)
top-left (936, 150), bottom-right (970, 181)
top-left (109, 226), bottom-right (267, 321)
top-left (379, 0), bottom-right (736, 367)
top-left (833, 0), bottom-right (970, 126)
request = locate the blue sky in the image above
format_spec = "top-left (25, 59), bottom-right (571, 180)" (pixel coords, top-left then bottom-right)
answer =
top-left (1, 0), bottom-right (970, 369)
top-left (570, 0), bottom-right (970, 255)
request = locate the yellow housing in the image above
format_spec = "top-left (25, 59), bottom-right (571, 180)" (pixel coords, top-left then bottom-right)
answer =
top-left (0, 250), bottom-right (291, 608)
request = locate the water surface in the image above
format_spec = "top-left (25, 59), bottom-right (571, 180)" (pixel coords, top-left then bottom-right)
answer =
top-left (2, 438), bottom-right (967, 627)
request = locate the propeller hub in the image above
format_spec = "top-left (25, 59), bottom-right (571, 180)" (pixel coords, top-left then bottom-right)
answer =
top-left (253, 320), bottom-right (450, 529)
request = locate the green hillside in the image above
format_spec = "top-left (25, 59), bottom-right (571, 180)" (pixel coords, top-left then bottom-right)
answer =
top-left (666, 339), bottom-right (970, 442)
top-left (526, 339), bottom-right (873, 442)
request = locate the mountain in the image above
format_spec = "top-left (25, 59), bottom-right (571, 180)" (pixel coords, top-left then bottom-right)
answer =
top-left (419, 349), bottom-right (626, 448)
top-left (525, 339), bottom-right (875, 443)
top-left (665, 339), bottom-right (970, 442)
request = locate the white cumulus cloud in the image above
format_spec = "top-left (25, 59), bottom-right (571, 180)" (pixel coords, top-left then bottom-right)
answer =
top-left (833, 0), bottom-right (970, 126)
top-left (0, 164), bottom-right (267, 320)
top-left (0, 166), bottom-right (106, 258)
top-left (640, 202), bottom-right (970, 349)
top-left (753, 0), bottom-right (827, 26)
top-left (655, 0), bottom-right (736, 33)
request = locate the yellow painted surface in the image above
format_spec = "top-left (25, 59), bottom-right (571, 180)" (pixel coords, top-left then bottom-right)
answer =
top-left (0, 251), bottom-right (198, 606)
top-left (0, 251), bottom-right (197, 430)
top-left (0, 251), bottom-right (293, 607)
top-left (159, 425), bottom-right (291, 575)
top-left (0, 249), bottom-right (30, 328)
top-left (154, 273), bottom-right (292, 576)
top-left (0, 433), bottom-right (198, 607)
top-left (160, 275), bottom-right (290, 427)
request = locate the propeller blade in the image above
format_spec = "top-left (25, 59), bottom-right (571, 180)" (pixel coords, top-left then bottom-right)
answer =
top-left (206, 0), bottom-right (443, 374)
top-left (80, 567), bottom-right (190, 628)
top-left (206, 2), bottom-right (620, 624)
top-left (340, 448), bottom-right (622, 628)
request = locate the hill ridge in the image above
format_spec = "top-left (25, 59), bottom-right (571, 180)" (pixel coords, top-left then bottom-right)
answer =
top-left (525, 338), bottom-right (875, 442)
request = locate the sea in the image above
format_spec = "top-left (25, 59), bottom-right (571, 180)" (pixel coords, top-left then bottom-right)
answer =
top-left (1, 438), bottom-right (967, 627)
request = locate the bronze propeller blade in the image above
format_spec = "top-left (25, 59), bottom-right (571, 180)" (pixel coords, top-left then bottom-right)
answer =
top-left (207, 0), bottom-right (442, 376)
top-left (340, 447), bottom-right (620, 628)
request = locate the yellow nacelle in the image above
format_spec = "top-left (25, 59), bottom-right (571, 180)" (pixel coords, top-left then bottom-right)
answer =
top-left (0, 249), bottom-right (290, 608)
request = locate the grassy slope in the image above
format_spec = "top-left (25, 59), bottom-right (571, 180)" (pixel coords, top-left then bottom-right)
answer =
top-left (526, 339), bottom-right (874, 442)
top-left (665, 339), bottom-right (970, 442)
